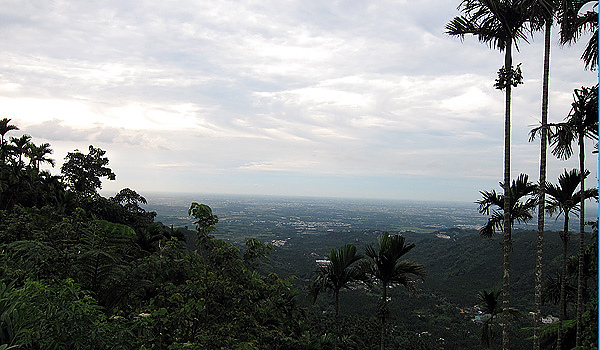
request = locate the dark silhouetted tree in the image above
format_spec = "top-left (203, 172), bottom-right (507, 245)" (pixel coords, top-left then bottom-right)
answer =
top-left (308, 244), bottom-right (363, 347)
top-left (61, 145), bottom-right (116, 197)
top-left (362, 233), bottom-right (426, 350)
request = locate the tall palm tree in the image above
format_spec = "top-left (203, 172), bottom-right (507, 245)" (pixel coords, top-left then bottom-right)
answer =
top-left (478, 289), bottom-right (520, 348)
top-left (545, 168), bottom-right (597, 349)
top-left (547, 85), bottom-right (598, 345)
top-left (446, 3), bottom-right (535, 347)
top-left (528, 1), bottom-right (556, 347)
top-left (361, 233), bottom-right (426, 350)
top-left (308, 244), bottom-right (363, 347)
top-left (476, 173), bottom-right (538, 237)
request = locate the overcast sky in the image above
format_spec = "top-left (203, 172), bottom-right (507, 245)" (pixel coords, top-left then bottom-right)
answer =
top-left (2, 0), bottom-right (598, 203)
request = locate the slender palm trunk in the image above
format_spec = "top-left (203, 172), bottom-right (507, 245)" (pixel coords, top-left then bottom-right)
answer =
top-left (380, 282), bottom-right (387, 350)
top-left (334, 290), bottom-right (341, 349)
top-left (575, 133), bottom-right (585, 346)
top-left (0, 136), bottom-right (5, 164)
top-left (502, 37), bottom-right (513, 350)
top-left (534, 21), bottom-right (551, 350)
top-left (557, 216), bottom-right (570, 350)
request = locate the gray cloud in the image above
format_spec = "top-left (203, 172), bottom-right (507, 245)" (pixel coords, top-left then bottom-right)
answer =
top-left (22, 119), bottom-right (159, 147)
top-left (1, 0), bottom-right (597, 201)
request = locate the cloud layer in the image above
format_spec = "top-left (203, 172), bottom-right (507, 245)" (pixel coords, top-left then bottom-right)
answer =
top-left (1, 0), bottom-right (597, 202)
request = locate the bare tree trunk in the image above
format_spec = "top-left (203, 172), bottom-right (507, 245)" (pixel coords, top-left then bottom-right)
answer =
top-left (557, 217), bottom-right (570, 350)
top-left (575, 133), bottom-right (585, 346)
top-left (575, 132), bottom-right (585, 346)
top-left (335, 290), bottom-right (340, 349)
top-left (380, 282), bottom-right (387, 350)
top-left (534, 21), bottom-right (551, 350)
top-left (502, 38), bottom-right (513, 350)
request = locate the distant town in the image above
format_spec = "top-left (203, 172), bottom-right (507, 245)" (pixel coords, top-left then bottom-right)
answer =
top-left (142, 193), bottom-right (576, 236)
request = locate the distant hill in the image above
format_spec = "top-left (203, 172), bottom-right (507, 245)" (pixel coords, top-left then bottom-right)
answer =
top-left (153, 194), bottom-right (590, 348)
top-left (260, 227), bottom-right (577, 349)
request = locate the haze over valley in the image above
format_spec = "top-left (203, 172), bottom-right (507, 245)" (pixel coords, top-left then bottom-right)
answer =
top-left (142, 192), bottom-right (594, 237)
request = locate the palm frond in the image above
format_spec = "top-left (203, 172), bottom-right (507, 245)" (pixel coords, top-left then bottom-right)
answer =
top-left (545, 169), bottom-right (596, 219)
top-left (476, 190), bottom-right (503, 214)
top-left (550, 85), bottom-right (599, 159)
top-left (574, 188), bottom-right (599, 204)
top-left (478, 289), bottom-right (502, 315)
top-left (477, 173), bottom-right (537, 234)
top-left (307, 267), bottom-right (329, 304)
top-left (558, 1), bottom-right (598, 69)
top-left (446, 0), bottom-right (539, 51)
top-left (391, 260), bottom-right (428, 283)
top-left (558, 0), bottom-right (594, 44)
top-left (308, 244), bottom-right (364, 303)
top-left (549, 123), bottom-right (576, 160)
top-left (529, 123), bottom-right (547, 142)
top-left (509, 173), bottom-right (538, 201)
top-left (479, 212), bottom-right (504, 237)
top-left (581, 24), bottom-right (598, 70)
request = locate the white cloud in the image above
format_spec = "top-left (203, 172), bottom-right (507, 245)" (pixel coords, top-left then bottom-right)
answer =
top-left (441, 86), bottom-right (495, 112)
top-left (3, 97), bottom-right (101, 128)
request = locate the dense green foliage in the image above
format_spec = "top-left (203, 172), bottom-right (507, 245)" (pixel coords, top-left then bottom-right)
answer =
top-left (0, 122), bottom-right (313, 349)
top-left (0, 120), bottom-right (445, 349)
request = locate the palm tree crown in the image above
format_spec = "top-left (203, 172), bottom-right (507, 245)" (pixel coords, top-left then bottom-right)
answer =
top-left (476, 173), bottom-right (538, 237)
top-left (545, 169), bottom-right (597, 221)
top-left (363, 233), bottom-right (427, 289)
top-left (308, 244), bottom-right (364, 305)
top-left (9, 134), bottom-right (32, 168)
top-left (478, 289), bottom-right (503, 348)
top-left (447, 4), bottom-right (537, 347)
top-left (548, 85), bottom-right (598, 160)
top-left (27, 142), bottom-right (55, 171)
top-left (446, 0), bottom-right (534, 49)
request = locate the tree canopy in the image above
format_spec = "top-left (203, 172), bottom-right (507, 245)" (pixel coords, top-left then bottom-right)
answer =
top-left (61, 145), bottom-right (116, 197)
